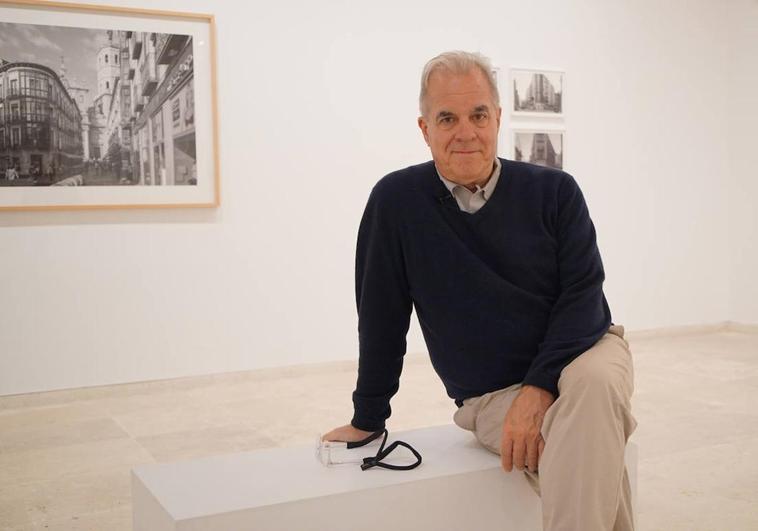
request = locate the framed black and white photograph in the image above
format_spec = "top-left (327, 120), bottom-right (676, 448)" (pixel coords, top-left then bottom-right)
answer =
top-left (511, 68), bottom-right (564, 117)
top-left (512, 129), bottom-right (564, 170)
top-left (0, 0), bottom-right (219, 211)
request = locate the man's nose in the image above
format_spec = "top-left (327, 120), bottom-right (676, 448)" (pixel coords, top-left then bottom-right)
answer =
top-left (453, 120), bottom-right (477, 141)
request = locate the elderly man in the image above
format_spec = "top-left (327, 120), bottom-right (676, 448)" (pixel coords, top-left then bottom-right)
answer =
top-left (323, 51), bottom-right (636, 531)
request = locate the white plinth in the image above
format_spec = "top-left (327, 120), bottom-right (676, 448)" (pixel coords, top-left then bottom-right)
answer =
top-left (132, 424), bottom-right (638, 531)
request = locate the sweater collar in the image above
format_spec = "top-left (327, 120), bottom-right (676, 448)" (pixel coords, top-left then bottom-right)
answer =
top-left (436, 158), bottom-right (502, 200)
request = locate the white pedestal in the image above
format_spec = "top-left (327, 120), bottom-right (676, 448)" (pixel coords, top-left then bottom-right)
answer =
top-left (132, 424), bottom-right (638, 531)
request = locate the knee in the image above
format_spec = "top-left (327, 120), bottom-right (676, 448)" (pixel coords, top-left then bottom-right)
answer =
top-left (558, 350), bottom-right (633, 406)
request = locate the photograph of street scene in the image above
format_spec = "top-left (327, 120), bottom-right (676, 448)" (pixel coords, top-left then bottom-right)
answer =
top-left (0, 22), bottom-right (197, 187)
top-left (513, 131), bottom-right (564, 170)
top-left (512, 69), bottom-right (563, 115)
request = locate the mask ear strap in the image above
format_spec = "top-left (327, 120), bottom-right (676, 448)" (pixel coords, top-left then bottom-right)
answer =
top-left (360, 431), bottom-right (423, 471)
top-left (346, 429), bottom-right (386, 449)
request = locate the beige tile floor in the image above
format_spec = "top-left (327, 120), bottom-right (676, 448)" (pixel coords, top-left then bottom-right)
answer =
top-left (1, 328), bottom-right (757, 530)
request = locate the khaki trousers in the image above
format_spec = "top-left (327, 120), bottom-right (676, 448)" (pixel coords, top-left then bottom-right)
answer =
top-left (453, 325), bottom-right (637, 531)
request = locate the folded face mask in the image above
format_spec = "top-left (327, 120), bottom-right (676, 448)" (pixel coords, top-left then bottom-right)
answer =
top-left (316, 429), bottom-right (422, 471)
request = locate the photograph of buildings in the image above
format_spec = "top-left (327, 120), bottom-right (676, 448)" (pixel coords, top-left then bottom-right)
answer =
top-left (0, 22), bottom-right (197, 187)
top-left (512, 69), bottom-right (563, 115)
top-left (513, 131), bottom-right (564, 170)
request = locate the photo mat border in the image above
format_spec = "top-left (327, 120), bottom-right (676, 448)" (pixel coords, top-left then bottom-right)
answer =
top-left (0, 0), bottom-right (220, 211)
top-left (510, 127), bottom-right (566, 170)
top-left (509, 67), bottom-right (565, 119)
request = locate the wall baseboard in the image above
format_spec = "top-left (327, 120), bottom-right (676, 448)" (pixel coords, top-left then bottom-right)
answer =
top-left (1, 321), bottom-right (756, 406)
top-left (624, 322), bottom-right (728, 341)
top-left (625, 321), bottom-right (758, 341)
top-left (724, 321), bottom-right (758, 334)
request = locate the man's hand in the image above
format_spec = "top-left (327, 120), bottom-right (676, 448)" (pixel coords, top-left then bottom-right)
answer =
top-left (321, 424), bottom-right (375, 443)
top-left (501, 385), bottom-right (555, 473)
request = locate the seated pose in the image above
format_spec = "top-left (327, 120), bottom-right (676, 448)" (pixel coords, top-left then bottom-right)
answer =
top-left (323, 50), bottom-right (636, 531)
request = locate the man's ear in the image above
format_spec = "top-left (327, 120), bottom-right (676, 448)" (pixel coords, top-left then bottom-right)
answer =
top-left (418, 116), bottom-right (430, 146)
top-left (496, 106), bottom-right (502, 130)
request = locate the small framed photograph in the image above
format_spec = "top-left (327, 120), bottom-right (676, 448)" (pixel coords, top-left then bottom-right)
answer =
top-left (512, 129), bottom-right (565, 170)
top-left (510, 68), bottom-right (564, 117)
top-left (0, 0), bottom-right (219, 211)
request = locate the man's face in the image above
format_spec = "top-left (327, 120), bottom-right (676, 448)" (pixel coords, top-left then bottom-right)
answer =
top-left (418, 68), bottom-right (501, 188)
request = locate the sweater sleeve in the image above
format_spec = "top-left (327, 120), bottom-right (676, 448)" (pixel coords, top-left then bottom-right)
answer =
top-left (522, 174), bottom-right (611, 397)
top-left (350, 183), bottom-right (413, 432)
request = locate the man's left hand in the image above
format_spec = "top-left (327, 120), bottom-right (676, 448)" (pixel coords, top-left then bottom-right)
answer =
top-left (501, 385), bottom-right (555, 473)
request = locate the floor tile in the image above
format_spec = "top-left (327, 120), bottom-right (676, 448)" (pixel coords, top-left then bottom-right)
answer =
top-left (136, 425), bottom-right (278, 462)
top-left (0, 417), bottom-right (128, 454)
top-left (637, 436), bottom-right (758, 530)
top-left (0, 470), bottom-right (131, 530)
top-left (0, 438), bottom-right (154, 485)
top-left (18, 506), bottom-right (132, 531)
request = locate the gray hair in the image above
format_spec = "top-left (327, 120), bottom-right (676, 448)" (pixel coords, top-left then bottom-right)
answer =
top-left (419, 51), bottom-right (500, 116)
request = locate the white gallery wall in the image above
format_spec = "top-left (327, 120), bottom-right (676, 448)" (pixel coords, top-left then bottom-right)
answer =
top-left (0, 0), bottom-right (753, 395)
top-left (728, 0), bottom-right (758, 325)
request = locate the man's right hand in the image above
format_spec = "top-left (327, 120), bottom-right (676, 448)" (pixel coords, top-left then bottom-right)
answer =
top-left (321, 424), bottom-right (375, 442)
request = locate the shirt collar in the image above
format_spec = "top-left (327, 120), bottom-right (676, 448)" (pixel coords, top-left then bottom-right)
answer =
top-left (437, 158), bottom-right (502, 199)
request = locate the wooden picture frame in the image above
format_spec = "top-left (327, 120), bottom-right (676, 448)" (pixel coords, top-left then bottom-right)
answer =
top-left (0, 0), bottom-right (220, 211)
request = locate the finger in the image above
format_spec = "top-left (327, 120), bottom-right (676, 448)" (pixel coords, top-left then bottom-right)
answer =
top-left (322, 429), bottom-right (345, 442)
top-left (512, 439), bottom-right (526, 471)
top-left (526, 438), bottom-right (539, 472)
top-left (538, 436), bottom-right (545, 465)
top-left (501, 437), bottom-right (514, 472)
top-left (321, 428), bottom-right (347, 442)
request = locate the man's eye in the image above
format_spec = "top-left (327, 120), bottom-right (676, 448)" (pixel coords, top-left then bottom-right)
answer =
top-left (473, 113), bottom-right (488, 122)
top-left (440, 116), bottom-right (454, 124)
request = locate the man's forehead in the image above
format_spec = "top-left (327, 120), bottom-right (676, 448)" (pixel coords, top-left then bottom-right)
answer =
top-left (426, 71), bottom-right (494, 106)
top-left (427, 68), bottom-right (490, 91)
top-left (436, 104), bottom-right (491, 117)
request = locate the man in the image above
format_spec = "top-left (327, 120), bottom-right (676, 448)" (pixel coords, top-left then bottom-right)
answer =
top-left (323, 51), bottom-right (636, 531)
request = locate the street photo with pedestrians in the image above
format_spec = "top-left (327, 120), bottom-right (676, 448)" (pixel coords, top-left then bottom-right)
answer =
top-left (0, 21), bottom-right (197, 188)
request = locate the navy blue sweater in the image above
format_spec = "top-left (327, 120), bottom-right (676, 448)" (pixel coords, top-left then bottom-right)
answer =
top-left (351, 158), bottom-right (612, 432)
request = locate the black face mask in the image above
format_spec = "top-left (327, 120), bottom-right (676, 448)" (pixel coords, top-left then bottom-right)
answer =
top-left (348, 429), bottom-right (422, 471)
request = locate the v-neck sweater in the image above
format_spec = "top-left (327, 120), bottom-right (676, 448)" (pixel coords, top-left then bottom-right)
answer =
top-left (437, 157), bottom-right (502, 213)
top-left (351, 158), bottom-right (612, 432)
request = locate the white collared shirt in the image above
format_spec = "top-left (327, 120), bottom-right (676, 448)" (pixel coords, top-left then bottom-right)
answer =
top-left (436, 158), bottom-right (502, 214)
